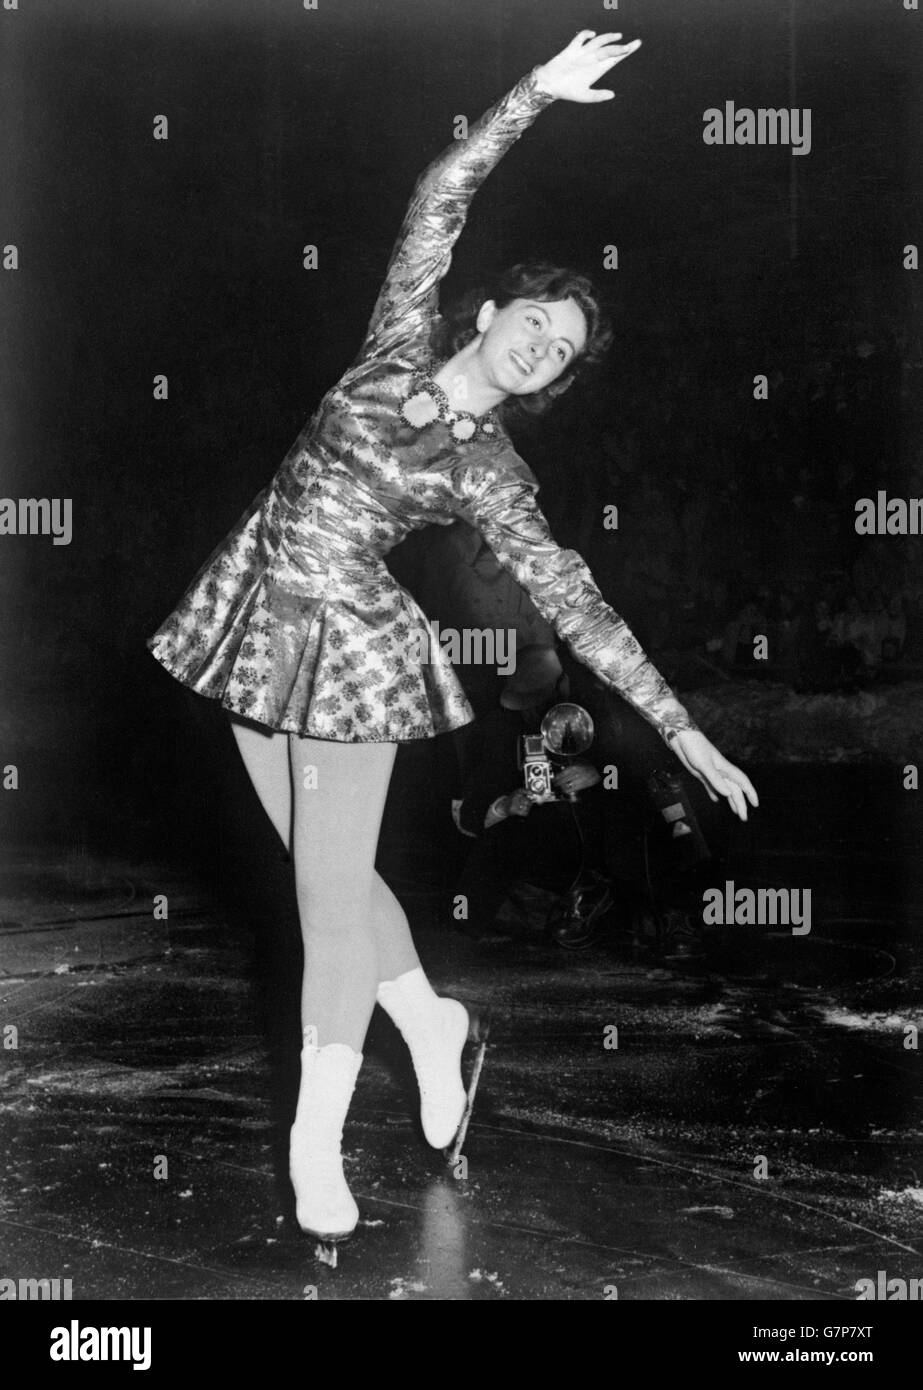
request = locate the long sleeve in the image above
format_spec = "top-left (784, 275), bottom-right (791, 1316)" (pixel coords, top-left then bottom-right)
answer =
top-left (455, 458), bottom-right (701, 748)
top-left (356, 68), bottom-right (556, 363)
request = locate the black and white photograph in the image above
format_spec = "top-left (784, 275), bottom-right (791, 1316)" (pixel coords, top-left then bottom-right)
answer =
top-left (1, 0), bottom-right (921, 1332)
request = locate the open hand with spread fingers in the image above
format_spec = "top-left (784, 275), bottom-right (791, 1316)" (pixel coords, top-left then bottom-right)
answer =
top-left (534, 30), bottom-right (643, 103)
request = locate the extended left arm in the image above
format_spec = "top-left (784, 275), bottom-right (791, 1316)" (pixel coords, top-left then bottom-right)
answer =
top-left (456, 461), bottom-right (759, 820)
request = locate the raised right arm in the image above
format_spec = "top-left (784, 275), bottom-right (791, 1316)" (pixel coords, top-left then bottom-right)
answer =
top-left (356, 30), bottom-right (644, 363)
top-left (355, 69), bottom-right (556, 364)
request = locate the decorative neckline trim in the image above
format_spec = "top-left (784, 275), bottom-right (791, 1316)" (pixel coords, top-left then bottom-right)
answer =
top-left (398, 365), bottom-right (499, 443)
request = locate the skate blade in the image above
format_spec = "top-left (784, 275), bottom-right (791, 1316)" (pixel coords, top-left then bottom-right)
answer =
top-left (444, 1007), bottom-right (491, 1168)
top-left (466, 1004), bottom-right (492, 1044)
top-left (305, 1228), bottom-right (355, 1268)
top-left (314, 1240), bottom-right (341, 1268)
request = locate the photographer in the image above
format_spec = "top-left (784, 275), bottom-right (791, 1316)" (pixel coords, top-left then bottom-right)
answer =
top-left (453, 645), bottom-right (613, 944)
top-left (453, 642), bottom-right (732, 959)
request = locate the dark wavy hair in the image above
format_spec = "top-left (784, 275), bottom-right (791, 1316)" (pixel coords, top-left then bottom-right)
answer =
top-left (430, 262), bottom-right (614, 422)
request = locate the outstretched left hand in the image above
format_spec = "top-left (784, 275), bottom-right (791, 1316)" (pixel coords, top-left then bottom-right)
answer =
top-left (670, 730), bottom-right (759, 822)
top-left (534, 31), bottom-right (642, 104)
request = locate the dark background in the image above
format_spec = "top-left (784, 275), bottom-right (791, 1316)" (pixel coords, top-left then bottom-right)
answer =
top-left (1, 0), bottom-right (921, 873)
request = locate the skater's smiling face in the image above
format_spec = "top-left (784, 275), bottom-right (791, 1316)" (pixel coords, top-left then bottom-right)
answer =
top-left (474, 297), bottom-right (589, 396)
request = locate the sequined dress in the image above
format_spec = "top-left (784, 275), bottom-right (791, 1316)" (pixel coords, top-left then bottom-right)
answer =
top-left (147, 68), bottom-right (700, 747)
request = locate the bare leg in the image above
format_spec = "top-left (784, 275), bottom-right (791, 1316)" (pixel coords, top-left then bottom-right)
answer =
top-left (230, 714), bottom-right (420, 991)
top-left (288, 736), bottom-right (394, 1050)
top-left (230, 715), bottom-right (292, 851)
top-left (370, 871), bottom-right (422, 980)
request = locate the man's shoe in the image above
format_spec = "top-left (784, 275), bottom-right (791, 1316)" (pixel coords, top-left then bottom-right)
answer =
top-left (550, 876), bottom-right (615, 950)
top-left (660, 909), bottom-right (707, 964)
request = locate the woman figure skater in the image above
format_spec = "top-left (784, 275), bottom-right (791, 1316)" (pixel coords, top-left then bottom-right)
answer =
top-left (148, 31), bottom-right (758, 1244)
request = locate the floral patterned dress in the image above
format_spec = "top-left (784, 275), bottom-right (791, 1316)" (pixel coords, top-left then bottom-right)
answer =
top-left (147, 67), bottom-right (699, 747)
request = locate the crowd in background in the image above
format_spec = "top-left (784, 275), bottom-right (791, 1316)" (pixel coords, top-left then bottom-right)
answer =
top-left (681, 580), bottom-right (914, 689)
